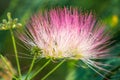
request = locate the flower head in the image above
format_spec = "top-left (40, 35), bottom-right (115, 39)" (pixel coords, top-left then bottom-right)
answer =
top-left (19, 8), bottom-right (111, 71)
top-left (0, 12), bottom-right (22, 30)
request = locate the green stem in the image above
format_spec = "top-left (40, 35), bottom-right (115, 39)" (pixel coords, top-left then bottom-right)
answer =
top-left (10, 29), bottom-right (21, 79)
top-left (41, 59), bottom-right (65, 80)
top-left (0, 54), bottom-right (18, 80)
top-left (30, 60), bottom-right (51, 79)
top-left (25, 54), bottom-right (36, 80)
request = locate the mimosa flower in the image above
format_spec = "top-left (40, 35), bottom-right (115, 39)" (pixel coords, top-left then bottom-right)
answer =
top-left (19, 8), bottom-right (111, 74)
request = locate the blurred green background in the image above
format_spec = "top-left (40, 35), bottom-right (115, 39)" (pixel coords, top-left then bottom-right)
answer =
top-left (0, 0), bottom-right (120, 80)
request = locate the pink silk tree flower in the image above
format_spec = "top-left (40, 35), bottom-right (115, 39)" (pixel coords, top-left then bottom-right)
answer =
top-left (19, 8), bottom-right (111, 74)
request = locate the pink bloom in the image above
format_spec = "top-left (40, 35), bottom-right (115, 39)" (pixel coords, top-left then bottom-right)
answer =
top-left (19, 8), bottom-right (111, 74)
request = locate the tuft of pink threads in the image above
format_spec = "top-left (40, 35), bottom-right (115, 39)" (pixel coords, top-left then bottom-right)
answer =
top-left (19, 8), bottom-right (111, 73)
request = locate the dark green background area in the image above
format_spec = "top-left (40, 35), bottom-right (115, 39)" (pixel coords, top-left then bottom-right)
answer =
top-left (0, 0), bottom-right (120, 80)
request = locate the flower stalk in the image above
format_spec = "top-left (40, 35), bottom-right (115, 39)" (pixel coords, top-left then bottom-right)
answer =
top-left (10, 27), bottom-right (22, 79)
top-left (25, 53), bottom-right (37, 80)
top-left (41, 59), bottom-right (65, 80)
top-left (30, 60), bottom-right (51, 79)
top-left (8, 13), bottom-right (22, 79)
